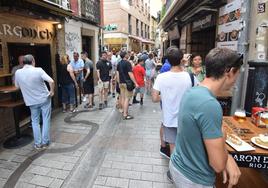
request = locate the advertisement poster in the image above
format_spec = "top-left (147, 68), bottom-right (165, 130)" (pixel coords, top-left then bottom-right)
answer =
top-left (216, 0), bottom-right (242, 51)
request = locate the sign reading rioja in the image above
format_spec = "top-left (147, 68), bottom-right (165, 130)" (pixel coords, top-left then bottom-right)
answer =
top-left (231, 153), bottom-right (268, 169)
top-left (0, 24), bottom-right (54, 40)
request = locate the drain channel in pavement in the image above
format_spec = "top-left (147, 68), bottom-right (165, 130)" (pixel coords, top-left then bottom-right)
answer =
top-left (4, 110), bottom-right (99, 188)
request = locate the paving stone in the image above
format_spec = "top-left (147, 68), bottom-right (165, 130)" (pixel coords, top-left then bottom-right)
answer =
top-left (0, 178), bottom-right (6, 187)
top-left (19, 173), bottom-right (35, 183)
top-left (119, 169), bottom-right (141, 180)
top-left (30, 175), bottom-right (54, 187)
top-left (153, 182), bottom-right (174, 188)
top-left (92, 185), bottom-right (111, 188)
top-left (47, 169), bottom-right (70, 179)
top-left (141, 172), bottom-right (166, 182)
top-left (105, 177), bottom-right (129, 188)
top-left (101, 160), bottom-right (113, 168)
top-left (131, 164), bottom-right (152, 172)
top-left (152, 165), bottom-right (169, 173)
top-left (94, 176), bottom-right (107, 185)
top-left (29, 166), bottom-right (51, 176)
top-left (11, 155), bottom-right (28, 163)
top-left (124, 156), bottom-right (142, 164)
top-left (0, 168), bottom-right (13, 179)
top-left (62, 163), bottom-right (75, 171)
top-left (112, 162), bottom-right (132, 170)
top-left (15, 182), bottom-right (36, 188)
top-left (98, 167), bottom-right (120, 177)
top-left (0, 160), bottom-right (19, 170)
top-left (49, 179), bottom-right (64, 188)
top-left (129, 180), bottom-right (153, 188)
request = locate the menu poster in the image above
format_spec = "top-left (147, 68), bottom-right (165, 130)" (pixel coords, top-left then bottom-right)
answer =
top-left (217, 0), bottom-right (242, 51)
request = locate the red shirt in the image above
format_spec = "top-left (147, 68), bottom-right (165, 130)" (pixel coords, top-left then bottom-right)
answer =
top-left (133, 64), bottom-right (145, 87)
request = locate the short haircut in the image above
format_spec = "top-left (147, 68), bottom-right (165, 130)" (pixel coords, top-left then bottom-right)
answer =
top-left (205, 48), bottom-right (243, 79)
top-left (23, 54), bottom-right (34, 65)
top-left (73, 52), bottom-right (79, 56)
top-left (137, 58), bottom-right (144, 63)
top-left (148, 53), bottom-right (154, 59)
top-left (166, 46), bottom-right (183, 66)
top-left (120, 51), bottom-right (127, 59)
top-left (101, 51), bottom-right (107, 56)
top-left (81, 51), bottom-right (88, 57)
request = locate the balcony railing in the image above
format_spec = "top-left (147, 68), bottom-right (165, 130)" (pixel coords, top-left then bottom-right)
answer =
top-left (43, 0), bottom-right (71, 10)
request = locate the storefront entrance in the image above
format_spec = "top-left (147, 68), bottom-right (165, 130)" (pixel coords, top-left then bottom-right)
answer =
top-left (8, 43), bottom-right (52, 77)
top-left (191, 27), bottom-right (216, 59)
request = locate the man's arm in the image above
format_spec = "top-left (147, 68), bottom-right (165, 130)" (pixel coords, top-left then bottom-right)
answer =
top-left (67, 65), bottom-right (78, 87)
top-left (128, 72), bottom-right (138, 87)
top-left (116, 71), bottom-right (120, 83)
top-left (204, 138), bottom-right (228, 173)
top-left (151, 89), bottom-right (160, 102)
top-left (40, 69), bottom-right (55, 96)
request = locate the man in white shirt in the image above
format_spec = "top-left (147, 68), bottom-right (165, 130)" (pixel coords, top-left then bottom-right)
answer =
top-left (152, 46), bottom-right (198, 155)
top-left (15, 54), bottom-right (55, 150)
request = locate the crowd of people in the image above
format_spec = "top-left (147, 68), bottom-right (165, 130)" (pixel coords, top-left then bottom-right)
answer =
top-left (12, 45), bottom-right (243, 188)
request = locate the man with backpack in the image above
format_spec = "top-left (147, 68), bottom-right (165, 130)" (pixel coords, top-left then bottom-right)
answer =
top-left (152, 46), bottom-right (198, 181)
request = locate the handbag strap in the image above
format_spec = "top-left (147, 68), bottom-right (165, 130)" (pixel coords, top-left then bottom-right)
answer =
top-left (188, 72), bottom-right (195, 87)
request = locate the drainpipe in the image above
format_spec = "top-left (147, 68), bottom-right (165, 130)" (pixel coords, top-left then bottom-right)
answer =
top-left (230, 0), bottom-right (251, 114)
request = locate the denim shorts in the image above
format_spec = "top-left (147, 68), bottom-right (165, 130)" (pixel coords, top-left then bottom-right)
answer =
top-left (135, 87), bottom-right (145, 94)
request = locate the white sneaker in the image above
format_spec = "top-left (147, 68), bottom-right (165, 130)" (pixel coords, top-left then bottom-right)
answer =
top-left (82, 96), bottom-right (87, 102)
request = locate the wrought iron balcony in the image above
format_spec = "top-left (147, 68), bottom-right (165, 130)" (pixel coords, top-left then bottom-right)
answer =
top-left (43, 0), bottom-right (71, 10)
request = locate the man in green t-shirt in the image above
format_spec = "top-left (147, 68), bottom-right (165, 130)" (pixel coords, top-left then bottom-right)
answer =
top-left (170, 48), bottom-right (243, 188)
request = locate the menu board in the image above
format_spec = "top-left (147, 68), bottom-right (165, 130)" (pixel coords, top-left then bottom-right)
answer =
top-left (216, 0), bottom-right (242, 51)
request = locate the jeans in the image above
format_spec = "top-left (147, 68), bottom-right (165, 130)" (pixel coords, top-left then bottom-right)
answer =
top-left (29, 98), bottom-right (51, 146)
top-left (62, 83), bottom-right (75, 105)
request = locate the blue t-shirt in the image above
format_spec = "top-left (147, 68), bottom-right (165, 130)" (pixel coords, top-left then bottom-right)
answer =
top-left (160, 59), bottom-right (171, 73)
top-left (171, 86), bottom-right (223, 186)
top-left (70, 59), bottom-right (84, 80)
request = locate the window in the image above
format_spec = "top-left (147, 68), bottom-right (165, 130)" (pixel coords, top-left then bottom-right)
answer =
top-left (136, 19), bottom-right (139, 36)
top-left (128, 14), bottom-right (132, 34)
top-left (141, 22), bottom-right (143, 37)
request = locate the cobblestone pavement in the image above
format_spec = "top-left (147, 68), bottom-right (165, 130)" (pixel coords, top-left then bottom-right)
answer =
top-left (0, 95), bottom-right (173, 188)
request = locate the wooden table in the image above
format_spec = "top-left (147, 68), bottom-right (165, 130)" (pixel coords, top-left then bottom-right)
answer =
top-left (223, 116), bottom-right (268, 169)
top-left (0, 85), bottom-right (19, 94)
top-left (0, 86), bottom-right (32, 149)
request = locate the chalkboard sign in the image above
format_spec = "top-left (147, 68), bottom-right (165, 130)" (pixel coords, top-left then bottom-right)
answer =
top-left (245, 62), bottom-right (268, 115)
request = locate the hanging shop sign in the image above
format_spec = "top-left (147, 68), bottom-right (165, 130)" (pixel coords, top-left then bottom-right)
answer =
top-left (192, 15), bottom-right (216, 32)
top-left (216, 0), bottom-right (242, 51)
top-left (0, 24), bottom-right (54, 40)
top-left (104, 24), bottom-right (118, 31)
top-left (168, 25), bottom-right (180, 40)
top-left (258, 3), bottom-right (266, 14)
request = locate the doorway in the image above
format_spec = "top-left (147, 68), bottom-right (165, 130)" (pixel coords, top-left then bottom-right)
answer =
top-left (8, 43), bottom-right (52, 77)
top-left (191, 27), bottom-right (216, 59)
top-left (82, 36), bottom-right (92, 59)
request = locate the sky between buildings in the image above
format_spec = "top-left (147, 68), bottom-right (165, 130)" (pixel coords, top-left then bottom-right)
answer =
top-left (150, 0), bottom-right (162, 17)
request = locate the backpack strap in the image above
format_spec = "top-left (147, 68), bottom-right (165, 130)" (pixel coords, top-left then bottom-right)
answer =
top-left (188, 72), bottom-right (194, 87)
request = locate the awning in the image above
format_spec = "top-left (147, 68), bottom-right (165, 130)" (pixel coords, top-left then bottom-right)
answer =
top-left (159, 0), bottom-right (227, 30)
top-left (25, 0), bottom-right (73, 17)
top-left (128, 35), bottom-right (155, 45)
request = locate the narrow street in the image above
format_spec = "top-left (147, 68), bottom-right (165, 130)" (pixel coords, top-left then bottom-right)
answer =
top-left (0, 95), bottom-right (173, 188)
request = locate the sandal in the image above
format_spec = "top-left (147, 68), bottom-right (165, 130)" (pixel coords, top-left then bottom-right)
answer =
top-left (123, 115), bottom-right (134, 120)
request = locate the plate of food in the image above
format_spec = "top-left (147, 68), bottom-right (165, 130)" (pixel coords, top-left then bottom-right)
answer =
top-left (251, 134), bottom-right (268, 149)
top-left (219, 32), bottom-right (227, 42)
top-left (230, 30), bottom-right (238, 41)
top-left (226, 134), bottom-right (255, 152)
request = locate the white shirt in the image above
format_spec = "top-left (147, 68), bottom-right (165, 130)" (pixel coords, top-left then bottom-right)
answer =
top-left (15, 65), bottom-right (53, 106)
top-left (153, 71), bottom-right (198, 127)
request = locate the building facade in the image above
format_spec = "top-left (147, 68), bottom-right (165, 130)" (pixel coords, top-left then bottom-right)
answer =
top-left (158, 0), bottom-right (268, 116)
top-left (0, 0), bottom-right (72, 143)
top-left (103, 0), bottom-right (154, 52)
top-left (64, 0), bottom-right (100, 64)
